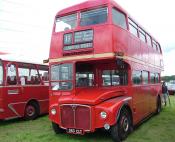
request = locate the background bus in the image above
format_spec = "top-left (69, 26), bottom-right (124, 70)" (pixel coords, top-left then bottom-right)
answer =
top-left (49, 0), bottom-right (163, 141)
top-left (0, 59), bottom-right (49, 120)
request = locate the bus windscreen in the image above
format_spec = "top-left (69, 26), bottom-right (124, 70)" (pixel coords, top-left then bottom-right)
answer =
top-left (55, 14), bottom-right (77, 32)
top-left (80, 7), bottom-right (108, 26)
top-left (51, 64), bottom-right (73, 90)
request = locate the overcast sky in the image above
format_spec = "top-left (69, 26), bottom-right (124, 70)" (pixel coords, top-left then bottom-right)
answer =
top-left (0, 0), bottom-right (174, 76)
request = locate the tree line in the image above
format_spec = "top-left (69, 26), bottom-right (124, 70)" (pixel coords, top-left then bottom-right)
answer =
top-left (161, 75), bottom-right (175, 82)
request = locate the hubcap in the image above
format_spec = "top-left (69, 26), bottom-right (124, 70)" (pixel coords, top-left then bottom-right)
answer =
top-left (122, 117), bottom-right (129, 132)
top-left (26, 106), bottom-right (35, 116)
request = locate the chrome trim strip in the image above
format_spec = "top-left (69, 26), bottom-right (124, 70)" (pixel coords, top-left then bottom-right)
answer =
top-left (59, 104), bottom-right (92, 131)
top-left (38, 99), bottom-right (49, 102)
top-left (8, 103), bottom-right (22, 117)
top-left (4, 116), bottom-right (19, 120)
top-left (123, 97), bottom-right (132, 102)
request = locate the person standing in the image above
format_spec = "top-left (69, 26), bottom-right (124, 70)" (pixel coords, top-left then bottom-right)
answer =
top-left (162, 82), bottom-right (169, 106)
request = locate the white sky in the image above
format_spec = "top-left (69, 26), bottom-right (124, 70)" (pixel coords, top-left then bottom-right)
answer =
top-left (0, 0), bottom-right (174, 76)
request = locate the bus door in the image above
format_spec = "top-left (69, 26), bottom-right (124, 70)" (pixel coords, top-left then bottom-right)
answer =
top-left (4, 63), bottom-right (23, 118)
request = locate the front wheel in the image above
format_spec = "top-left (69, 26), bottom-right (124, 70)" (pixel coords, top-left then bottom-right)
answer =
top-left (52, 122), bottom-right (65, 134)
top-left (111, 108), bottom-right (132, 142)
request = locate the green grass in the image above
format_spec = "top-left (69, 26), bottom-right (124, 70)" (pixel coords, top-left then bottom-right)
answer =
top-left (0, 96), bottom-right (175, 142)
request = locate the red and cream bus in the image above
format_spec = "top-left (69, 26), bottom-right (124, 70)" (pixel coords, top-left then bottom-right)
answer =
top-left (49, 0), bottom-right (164, 141)
top-left (0, 59), bottom-right (49, 120)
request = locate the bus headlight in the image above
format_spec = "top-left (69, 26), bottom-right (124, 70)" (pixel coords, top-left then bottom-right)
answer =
top-left (51, 108), bottom-right (57, 115)
top-left (100, 111), bottom-right (107, 119)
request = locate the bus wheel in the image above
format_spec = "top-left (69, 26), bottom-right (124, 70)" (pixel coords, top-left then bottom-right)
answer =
top-left (24, 102), bottom-right (39, 120)
top-left (156, 96), bottom-right (161, 114)
top-left (52, 122), bottom-right (65, 134)
top-left (111, 108), bottom-right (132, 142)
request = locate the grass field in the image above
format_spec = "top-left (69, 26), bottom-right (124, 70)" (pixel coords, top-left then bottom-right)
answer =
top-left (0, 96), bottom-right (175, 142)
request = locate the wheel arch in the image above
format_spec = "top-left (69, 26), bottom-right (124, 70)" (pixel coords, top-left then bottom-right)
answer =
top-left (116, 103), bottom-right (133, 127)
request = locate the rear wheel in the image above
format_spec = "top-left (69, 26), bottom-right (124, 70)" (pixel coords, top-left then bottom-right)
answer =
top-left (156, 96), bottom-right (161, 114)
top-left (24, 102), bottom-right (39, 120)
top-left (52, 122), bottom-right (65, 134)
top-left (111, 108), bottom-right (132, 142)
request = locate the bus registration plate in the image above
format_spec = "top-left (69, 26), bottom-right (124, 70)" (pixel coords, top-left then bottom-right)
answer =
top-left (67, 128), bottom-right (84, 135)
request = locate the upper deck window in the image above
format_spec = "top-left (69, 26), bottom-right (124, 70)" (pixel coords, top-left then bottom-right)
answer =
top-left (129, 19), bottom-right (138, 37)
top-left (112, 8), bottom-right (127, 29)
top-left (80, 7), bottom-right (108, 26)
top-left (146, 34), bottom-right (152, 47)
top-left (152, 40), bottom-right (158, 51)
top-left (139, 28), bottom-right (146, 43)
top-left (55, 13), bottom-right (77, 32)
top-left (0, 61), bottom-right (3, 85)
top-left (157, 43), bottom-right (162, 53)
top-left (142, 71), bottom-right (149, 84)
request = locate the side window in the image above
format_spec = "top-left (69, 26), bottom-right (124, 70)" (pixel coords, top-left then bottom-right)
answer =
top-left (102, 70), bottom-right (127, 86)
top-left (18, 67), bottom-right (40, 85)
top-left (112, 8), bottom-right (127, 29)
top-left (0, 61), bottom-right (3, 85)
top-left (31, 69), bottom-right (40, 84)
top-left (132, 71), bottom-right (141, 85)
top-left (18, 68), bottom-right (30, 85)
top-left (150, 73), bottom-right (155, 84)
top-left (129, 19), bottom-right (138, 37)
top-left (142, 71), bottom-right (149, 84)
top-left (39, 70), bottom-right (49, 81)
top-left (139, 28), bottom-right (146, 43)
top-left (7, 64), bottom-right (17, 85)
top-left (146, 34), bottom-right (152, 47)
top-left (155, 73), bottom-right (160, 83)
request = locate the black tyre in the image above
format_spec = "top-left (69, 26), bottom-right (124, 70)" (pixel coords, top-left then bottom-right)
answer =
top-left (156, 96), bottom-right (161, 114)
top-left (52, 122), bottom-right (65, 134)
top-left (111, 108), bottom-right (132, 142)
top-left (24, 102), bottom-right (39, 120)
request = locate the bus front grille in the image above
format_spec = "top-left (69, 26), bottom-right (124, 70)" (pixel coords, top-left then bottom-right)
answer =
top-left (60, 105), bottom-right (91, 131)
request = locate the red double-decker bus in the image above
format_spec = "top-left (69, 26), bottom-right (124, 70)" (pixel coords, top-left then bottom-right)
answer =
top-left (49, 0), bottom-right (164, 141)
top-left (0, 59), bottom-right (49, 120)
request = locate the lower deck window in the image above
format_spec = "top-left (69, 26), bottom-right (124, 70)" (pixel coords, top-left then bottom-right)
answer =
top-left (102, 70), bottom-right (128, 86)
top-left (76, 72), bottom-right (94, 87)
